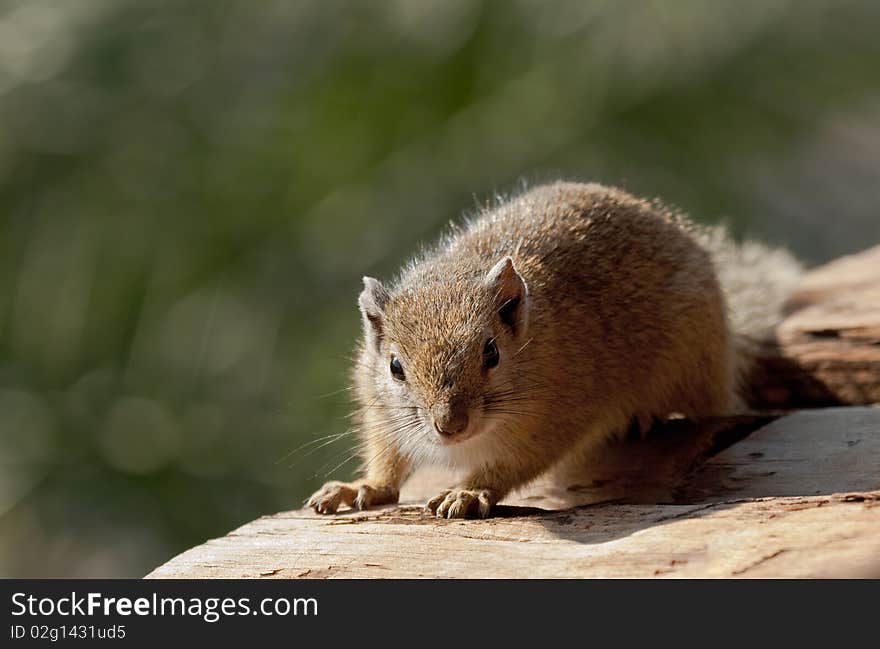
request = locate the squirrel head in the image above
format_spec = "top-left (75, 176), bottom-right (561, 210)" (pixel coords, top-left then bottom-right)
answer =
top-left (358, 256), bottom-right (531, 450)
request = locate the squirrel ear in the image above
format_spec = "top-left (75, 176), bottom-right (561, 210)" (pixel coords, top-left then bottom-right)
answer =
top-left (484, 257), bottom-right (529, 335)
top-left (359, 276), bottom-right (390, 351)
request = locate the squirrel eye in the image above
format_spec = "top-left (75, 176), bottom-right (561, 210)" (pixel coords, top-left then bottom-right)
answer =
top-left (483, 339), bottom-right (500, 369)
top-left (389, 356), bottom-right (406, 381)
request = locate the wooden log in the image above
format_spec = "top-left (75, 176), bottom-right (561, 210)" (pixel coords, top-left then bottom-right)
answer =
top-left (784, 244), bottom-right (880, 313)
top-left (144, 493), bottom-right (880, 579)
top-left (748, 244), bottom-right (880, 408)
top-left (147, 246), bottom-right (880, 579)
top-left (147, 407), bottom-right (880, 579)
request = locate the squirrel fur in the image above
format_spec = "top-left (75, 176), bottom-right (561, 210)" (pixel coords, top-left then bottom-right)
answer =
top-left (307, 182), bottom-right (802, 518)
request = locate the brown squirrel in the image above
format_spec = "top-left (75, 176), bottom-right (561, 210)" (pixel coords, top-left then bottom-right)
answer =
top-left (307, 182), bottom-right (802, 518)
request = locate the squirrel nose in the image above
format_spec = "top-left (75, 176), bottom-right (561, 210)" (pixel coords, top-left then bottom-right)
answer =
top-left (431, 401), bottom-right (469, 437)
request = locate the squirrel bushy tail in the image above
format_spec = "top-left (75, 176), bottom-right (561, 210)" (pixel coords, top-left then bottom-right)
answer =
top-left (694, 225), bottom-right (804, 403)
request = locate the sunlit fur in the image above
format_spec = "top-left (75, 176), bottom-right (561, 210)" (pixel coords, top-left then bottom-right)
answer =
top-left (309, 181), bottom-right (802, 517)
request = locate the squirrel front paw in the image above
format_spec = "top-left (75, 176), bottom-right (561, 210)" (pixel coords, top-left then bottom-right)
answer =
top-left (425, 488), bottom-right (498, 519)
top-left (306, 481), bottom-right (399, 514)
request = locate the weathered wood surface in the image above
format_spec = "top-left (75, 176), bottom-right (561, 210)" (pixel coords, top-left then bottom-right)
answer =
top-left (749, 244), bottom-right (880, 408)
top-left (147, 246), bottom-right (880, 579)
top-left (146, 493), bottom-right (880, 579)
top-left (147, 407), bottom-right (880, 579)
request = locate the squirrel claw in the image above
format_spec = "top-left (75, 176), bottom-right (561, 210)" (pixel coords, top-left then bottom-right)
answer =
top-left (306, 481), bottom-right (355, 514)
top-left (307, 481), bottom-right (398, 514)
top-left (425, 488), bottom-right (496, 519)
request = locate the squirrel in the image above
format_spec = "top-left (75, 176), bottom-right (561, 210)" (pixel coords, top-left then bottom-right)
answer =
top-left (307, 181), bottom-right (802, 519)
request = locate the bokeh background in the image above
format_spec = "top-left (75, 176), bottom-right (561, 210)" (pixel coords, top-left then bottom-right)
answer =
top-left (1, 0), bottom-right (879, 577)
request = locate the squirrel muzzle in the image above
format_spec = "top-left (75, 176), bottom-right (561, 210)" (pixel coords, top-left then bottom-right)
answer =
top-left (430, 400), bottom-right (470, 439)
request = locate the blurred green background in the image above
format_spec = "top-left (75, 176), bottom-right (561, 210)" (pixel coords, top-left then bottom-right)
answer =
top-left (1, 0), bottom-right (879, 577)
